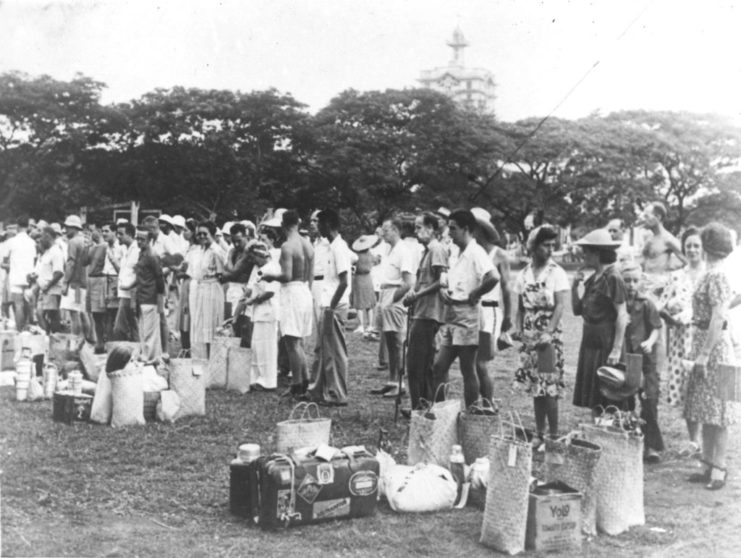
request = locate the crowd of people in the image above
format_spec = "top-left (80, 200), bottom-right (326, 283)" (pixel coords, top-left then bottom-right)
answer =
top-left (1, 201), bottom-right (739, 491)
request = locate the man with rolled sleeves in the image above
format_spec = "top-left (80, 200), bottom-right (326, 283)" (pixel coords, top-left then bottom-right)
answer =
top-left (432, 209), bottom-right (499, 407)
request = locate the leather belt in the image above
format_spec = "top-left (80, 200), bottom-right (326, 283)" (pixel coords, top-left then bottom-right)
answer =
top-left (481, 301), bottom-right (499, 308)
top-left (314, 275), bottom-right (324, 280)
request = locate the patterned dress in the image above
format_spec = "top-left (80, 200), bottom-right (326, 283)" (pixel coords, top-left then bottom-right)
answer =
top-left (514, 260), bottom-right (570, 398)
top-left (658, 266), bottom-right (704, 406)
top-left (684, 268), bottom-right (741, 426)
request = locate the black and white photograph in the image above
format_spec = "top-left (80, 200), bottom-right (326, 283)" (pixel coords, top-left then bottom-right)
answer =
top-left (1, 0), bottom-right (741, 556)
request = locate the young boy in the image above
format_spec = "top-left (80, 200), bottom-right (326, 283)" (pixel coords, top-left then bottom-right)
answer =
top-left (622, 263), bottom-right (665, 463)
top-left (243, 243), bottom-right (280, 391)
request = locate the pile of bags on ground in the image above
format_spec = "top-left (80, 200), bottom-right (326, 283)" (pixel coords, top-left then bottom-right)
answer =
top-left (232, 391), bottom-right (646, 554)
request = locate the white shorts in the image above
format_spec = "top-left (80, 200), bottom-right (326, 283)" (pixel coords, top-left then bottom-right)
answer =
top-left (60, 287), bottom-right (87, 313)
top-left (225, 283), bottom-right (245, 315)
top-left (479, 305), bottom-right (496, 334)
top-left (279, 282), bottom-right (313, 338)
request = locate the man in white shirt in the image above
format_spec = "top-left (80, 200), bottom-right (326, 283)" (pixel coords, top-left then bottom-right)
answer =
top-left (6, 216), bottom-right (38, 330)
top-left (33, 226), bottom-right (65, 333)
top-left (310, 210), bottom-right (331, 329)
top-left (400, 220), bottom-right (424, 277)
top-left (370, 218), bottom-right (414, 397)
top-left (471, 207), bottom-right (512, 403)
top-left (113, 222), bottom-right (140, 341)
top-left (307, 209), bottom-right (352, 406)
top-left (432, 209), bottom-right (499, 408)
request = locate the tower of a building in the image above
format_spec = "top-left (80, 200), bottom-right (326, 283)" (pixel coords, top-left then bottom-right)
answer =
top-left (418, 28), bottom-right (496, 113)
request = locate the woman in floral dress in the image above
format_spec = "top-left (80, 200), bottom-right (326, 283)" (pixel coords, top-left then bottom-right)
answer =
top-left (657, 227), bottom-right (704, 453)
top-left (685, 223), bottom-right (740, 490)
top-left (514, 225), bottom-right (570, 443)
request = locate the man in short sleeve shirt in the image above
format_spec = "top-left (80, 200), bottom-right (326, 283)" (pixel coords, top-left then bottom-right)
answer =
top-left (370, 218), bottom-right (414, 398)
top-left (432, 209), bottom-right (499, 408)
top-left (402, 212), bottom-right (448, 411)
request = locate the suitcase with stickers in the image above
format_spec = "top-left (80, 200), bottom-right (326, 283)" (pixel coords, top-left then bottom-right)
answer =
top-left (258, 448), bottom-right (379, 529)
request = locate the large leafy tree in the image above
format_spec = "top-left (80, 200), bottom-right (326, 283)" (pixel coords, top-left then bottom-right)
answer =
top-left (305, 88), bottom-right (509, 230)
top-left (94, 87), bottom-right (311, 219)
top-left (0, 71), bottom-right (126, 219)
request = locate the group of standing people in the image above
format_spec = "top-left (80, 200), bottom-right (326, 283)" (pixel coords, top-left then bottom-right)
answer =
top-left (569, 202), bottom-right (741, 491)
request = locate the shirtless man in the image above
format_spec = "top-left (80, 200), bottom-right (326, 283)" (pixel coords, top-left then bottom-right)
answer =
top-left (262, 210), bottom-right (315, 398)
top-left (637, 202), bottom-right (686, 296)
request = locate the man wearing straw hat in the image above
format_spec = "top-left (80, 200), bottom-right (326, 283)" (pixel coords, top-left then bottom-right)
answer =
top-left (431, 209), bottom-right (499, 408)
top-left (471, 207), bottom-right (513, 402)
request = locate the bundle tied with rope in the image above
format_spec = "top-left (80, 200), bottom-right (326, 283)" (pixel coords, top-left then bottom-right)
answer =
top-left (580, 405), bottom-right (644, 535)
top-left (480, 412), bottom-right (533, 555)
top-left (407, 383), bottom-right (461, 467)
top-left (275, 402), bottom-right (332, 453)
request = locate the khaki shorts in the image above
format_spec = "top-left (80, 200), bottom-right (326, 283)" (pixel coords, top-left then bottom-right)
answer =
top-left (60, 287), bottom-right (87, 313)
top-left (439, 304), bottom-right (480, 346)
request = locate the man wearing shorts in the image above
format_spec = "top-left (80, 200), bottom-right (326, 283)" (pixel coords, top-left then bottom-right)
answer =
top-left (6, 216), bottom-right (37, 330)
top-left (113, 222), bottom-right (140, 341)
top-left (471, 207), bottom-right (512, 403)
top-left (34, 226), bottom-right (65, 333)
top-left (432, 209), bottom-right (499, 407)
top-left (370, 218), bottom-right (414, 398)
top-left (262, 210), bottom-right (314, 399)
top-left (60, 215), bottom-right (92, 340)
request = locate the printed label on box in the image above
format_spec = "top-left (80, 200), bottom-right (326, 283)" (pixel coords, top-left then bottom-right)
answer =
top-left (276, 489), bottom-right (292, 519)
top-left (313, 497), bottom-right (351, 520)
top-left (348, 471), bottom-right (378, 497)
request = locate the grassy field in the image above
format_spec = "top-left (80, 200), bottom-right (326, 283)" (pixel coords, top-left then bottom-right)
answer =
top-left (2, 309), bottom-right (741, 557)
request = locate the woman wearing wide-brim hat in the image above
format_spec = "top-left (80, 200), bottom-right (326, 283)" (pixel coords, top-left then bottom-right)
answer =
top-left (351, 235), bottom-right (380, 335)
top-left (571, 229), bottom-right (629, 416)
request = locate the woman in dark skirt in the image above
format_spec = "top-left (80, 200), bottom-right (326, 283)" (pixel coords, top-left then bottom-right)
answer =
top-left (571, 229), bottom-right (629, 417)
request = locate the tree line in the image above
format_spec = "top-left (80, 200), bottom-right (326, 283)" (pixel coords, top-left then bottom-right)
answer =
top-left (1, 70), bottom-right (740, 236)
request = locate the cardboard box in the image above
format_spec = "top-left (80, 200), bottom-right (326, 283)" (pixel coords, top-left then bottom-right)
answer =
top-left (526, 481), bottom-right (582, 552)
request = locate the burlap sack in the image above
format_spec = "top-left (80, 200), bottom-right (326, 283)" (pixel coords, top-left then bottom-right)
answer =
top-left (226, 346), bottom-right (252, 394)
top-left (109, 365), bottom-right (145, 427)
top-left (90, 369), bottom-right (113, 424)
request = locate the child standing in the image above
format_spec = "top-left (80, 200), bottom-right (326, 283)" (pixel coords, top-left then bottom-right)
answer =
top-left (244, 244), bottom-right (280, 391)
top-left (622, 263), bottom-right (665, 463)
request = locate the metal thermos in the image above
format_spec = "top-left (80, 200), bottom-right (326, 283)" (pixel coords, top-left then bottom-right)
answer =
top-left (230, 444), bottom-right (261, 520)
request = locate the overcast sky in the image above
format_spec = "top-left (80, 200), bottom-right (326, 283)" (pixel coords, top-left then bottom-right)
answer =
top-left (1, 0), bottom-right (740, 122)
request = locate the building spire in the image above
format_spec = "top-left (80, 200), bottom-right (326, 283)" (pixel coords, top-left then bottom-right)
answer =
top-left (447, 26), bottom-right (468, 67)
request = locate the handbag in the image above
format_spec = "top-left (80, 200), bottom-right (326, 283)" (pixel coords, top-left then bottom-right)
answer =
top-left (718, 363), bottom-right (741, 402)
top-left (408, 384), bottom-right (461, 467)
top-left (226, 346), bottom-right (252, 394)
top-left (207, 336), bottom-right (240, 389)
top-left (169, 353), bottom-right (207, 419)
top-left (544, 432), bottom-right (602, 535)
top-left (581, 406), bottom-right (644, 535)
top-left (480, 413), bottom-right (533, 555)
top-left (458, 398), bottom-right (501, 465)
top-left (275, 402), bottom-right (331, 453)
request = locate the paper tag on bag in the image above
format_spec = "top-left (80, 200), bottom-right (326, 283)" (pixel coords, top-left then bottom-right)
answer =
top-left (508, 444), bottom-right (517, 467)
